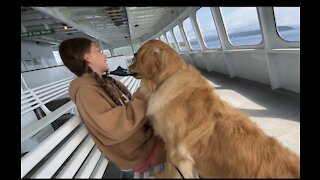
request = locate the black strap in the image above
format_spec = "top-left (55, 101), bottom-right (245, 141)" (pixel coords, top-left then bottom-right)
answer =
top-left (175, 165), bottom-right (185, 179)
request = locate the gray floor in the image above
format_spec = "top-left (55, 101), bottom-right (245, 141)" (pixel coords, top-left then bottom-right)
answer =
top-left (200, 70), bottom-right (300, 156)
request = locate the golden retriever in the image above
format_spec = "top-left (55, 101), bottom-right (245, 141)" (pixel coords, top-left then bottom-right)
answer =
top-left (128, 40), bottom-right (300, 178)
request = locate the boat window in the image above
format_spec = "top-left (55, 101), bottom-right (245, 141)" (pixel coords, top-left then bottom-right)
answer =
top-left (166, 30), bottom-right (179, 51)
top-left (173, 25), bottom-right (188, 51)
top-left (196, 7), bottom-right (221, 49)
top-left (103, 49), bottom-right (111, 57)
top-left (160, 34), bottom-right (168, 43)
top-left (53, 51), bottom-right (64, 65)
top-left (182, 17), bottom-right (201, 50)
top-left (220, 7), bottom-right (263, 46)
top-left (133, 44), bottom-right (141, 53)
top-left (113, 46), bottom-right (134, 56)
top-left (273, 7), bottom-right (300, 42)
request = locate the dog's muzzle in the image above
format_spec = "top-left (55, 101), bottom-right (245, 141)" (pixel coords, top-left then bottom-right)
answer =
top-left (129, 72), bottom-right (138, 77)
top-left (128, 72), bottom-right (141, 79)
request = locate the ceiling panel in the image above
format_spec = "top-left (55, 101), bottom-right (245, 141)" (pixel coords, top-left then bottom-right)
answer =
top-left (21, 6), bottom-right (187, 49)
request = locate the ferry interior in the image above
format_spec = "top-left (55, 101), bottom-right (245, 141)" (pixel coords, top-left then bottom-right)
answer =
top-left (21, 7), bottom-right (300, 178)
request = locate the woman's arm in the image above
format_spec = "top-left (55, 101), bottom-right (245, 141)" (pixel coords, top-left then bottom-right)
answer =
top-left (76, 85), bottom-right (148, 145)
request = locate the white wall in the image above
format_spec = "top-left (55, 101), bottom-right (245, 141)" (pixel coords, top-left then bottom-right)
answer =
top-left (183, 49), bottom-right (299, 94)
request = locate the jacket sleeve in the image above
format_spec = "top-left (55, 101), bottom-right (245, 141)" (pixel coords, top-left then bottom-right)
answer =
top-left (76, 85), bottom-right (148, 145)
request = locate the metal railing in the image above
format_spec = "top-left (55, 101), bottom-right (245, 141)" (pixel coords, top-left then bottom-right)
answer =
top-left (21, 75), bottom-right (141, 178)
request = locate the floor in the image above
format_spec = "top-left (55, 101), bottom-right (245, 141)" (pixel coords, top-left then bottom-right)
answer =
top-left (200, 70), bottom-right (300, 156)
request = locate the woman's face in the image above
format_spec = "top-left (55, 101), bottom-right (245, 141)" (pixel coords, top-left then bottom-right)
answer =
top-left (84, 42), bottom-right (108, 74)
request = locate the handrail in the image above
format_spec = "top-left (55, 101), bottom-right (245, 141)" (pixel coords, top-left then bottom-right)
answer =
top-left (21, 88), bottom-right (70, 115)
top-left (21, 77), bottom-right (73, 94)
top-left (21, 77), bottom-right (73, 115)
top-left (21, 75), bottom-right (141, 178)
top-left (74, 147), bottom-right (102, 178)
top-left (21, 101), bottom-right (74, 143)
top-left (21, 116), bottom-right (82, 178)
top-left (21, 82), bottom-right (69, 104)
top-left (21, 65), bottom-right (66, 73)
top-left (31, 126), bottom-right (88, 178)
top-left (55, 137), bottom-right (96, 178)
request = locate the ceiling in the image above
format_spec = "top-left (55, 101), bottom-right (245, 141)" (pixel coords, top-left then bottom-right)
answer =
top-left (21, 7), bottom-right (188, 50)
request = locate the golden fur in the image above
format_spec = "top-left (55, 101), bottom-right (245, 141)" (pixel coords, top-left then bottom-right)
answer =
top-left (128, 40), bottom-right (300, 178)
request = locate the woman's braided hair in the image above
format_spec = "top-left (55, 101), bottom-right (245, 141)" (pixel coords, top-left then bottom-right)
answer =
top-left (59, 37), bottom-right (131, 106)
top-left (89, 68), bottom-right (132, 106)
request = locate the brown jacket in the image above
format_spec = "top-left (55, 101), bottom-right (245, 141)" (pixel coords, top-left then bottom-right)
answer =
top-left (69, 73), bottom-right (156, 170)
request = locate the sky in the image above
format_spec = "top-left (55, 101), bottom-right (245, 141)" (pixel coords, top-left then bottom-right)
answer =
top-left (154, 7), bottom-right (300, 49)
top-left (183, 7), bottom-right (300, 39)
top-left (273, 7), bottom-right (300, 28)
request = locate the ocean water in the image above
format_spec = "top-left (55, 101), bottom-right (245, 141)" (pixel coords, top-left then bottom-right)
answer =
top-left (182, 28), bottom-right (300, 50)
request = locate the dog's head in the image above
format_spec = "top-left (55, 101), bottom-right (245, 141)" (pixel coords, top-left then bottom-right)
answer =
top-left (128, 40), bottom-right (186, 92)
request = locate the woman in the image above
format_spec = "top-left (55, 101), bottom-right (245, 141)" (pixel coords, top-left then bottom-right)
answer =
top-left (59, 38), bottom-right (166, 174)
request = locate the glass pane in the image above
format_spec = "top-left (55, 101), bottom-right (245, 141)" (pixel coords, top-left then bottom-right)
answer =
top-left (273, 7), bottom-right (300, 42)
top-left (160, 35), bottom-right (168, 43)
top-left (166, 31), bottom-right (178, 50)
top-left (103, 49), bottom-right (111, 57)
top-left (173, 25), bottom-right (188, 51)
top-left (133, 44), bottom-right (141, 53)
top-left (113, 46), bottom-right (133, 56)
top-left (196, 7), bottom-right (221, 48)
top-left (220, 7), bottom-right (262, 46)
top-left (182, 17), bottom-right (200, 50)
top-left (53, 51), bottom-right (63, 65)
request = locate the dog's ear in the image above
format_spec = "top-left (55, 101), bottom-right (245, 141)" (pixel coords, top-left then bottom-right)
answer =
top-left (138, 47), bottom-right (163, 80)
top-left (151, 47), bottom-right (169, 70)
top-left (151, 47), bottom-right (162, 69)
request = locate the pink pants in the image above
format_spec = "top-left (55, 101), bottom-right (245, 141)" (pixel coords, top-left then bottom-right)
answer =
top-left (133, 138), bottom-right (159, 172)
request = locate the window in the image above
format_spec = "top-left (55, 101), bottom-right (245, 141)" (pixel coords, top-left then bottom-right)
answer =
top-left (160, 35), bottom-right (168, 43)
top-left (133, 44), bottom-right (141, 53)
top-left (103, 49), bottom-right (111, 57)
top-left (166, 31), bottom-right (178, 50)
top-left (220, 7), bottom-right (262, 46)
top-left (196, 7), bottom-right (221, 49)
top-left (182, 17), bottom-right (200, 50)
top-left (53, 51), bottom-right (63, 65)
top-left (173, 25), bottom-right (188, 51)
top-left (113, 46), bottom-right (133, 56)
top-left (273, 7), bottom-right (300, 42)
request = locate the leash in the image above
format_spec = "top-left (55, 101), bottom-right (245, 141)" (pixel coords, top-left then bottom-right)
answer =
top-left (175, 165), bottom-right (185, 179)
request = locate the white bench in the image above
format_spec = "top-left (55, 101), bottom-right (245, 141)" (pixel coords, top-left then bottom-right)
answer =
top-left (21, 77), bottom-right (75, 148)
top-left (21, 75), bottom-right (143, 178)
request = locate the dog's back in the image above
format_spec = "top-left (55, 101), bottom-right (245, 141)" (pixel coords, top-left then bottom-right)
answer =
top-left (170, 67), bottom-right (300, 178)
top-left (129, 39), bottom-right (300, 178)
top-left (190, 103), bottom-right (300, 178)
top-left (152, 64), bottom-right (300, 178)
